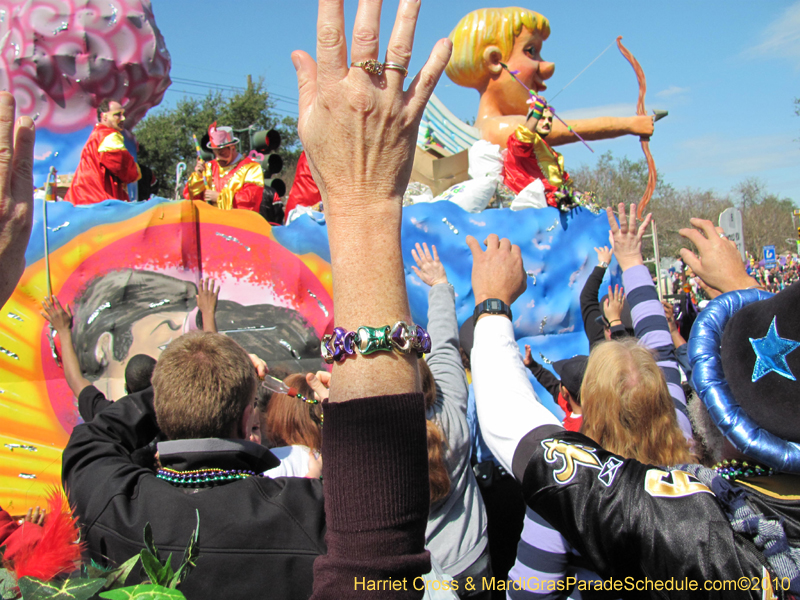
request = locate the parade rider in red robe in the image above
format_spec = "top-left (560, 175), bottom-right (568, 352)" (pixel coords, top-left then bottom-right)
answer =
top-left (184, 122), bottom-right (264, 211)
top-left (502, 96), bottom-right (573, 209)
top-left (65, 100), bottom-right (141, 205)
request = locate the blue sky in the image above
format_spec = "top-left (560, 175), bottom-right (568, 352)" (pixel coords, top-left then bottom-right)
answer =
top-left (152, 0), bottom-right (800, 203)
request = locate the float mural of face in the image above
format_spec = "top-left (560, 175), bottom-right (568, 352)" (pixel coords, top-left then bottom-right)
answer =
top-left (1, 199), bottom-right (333, 513)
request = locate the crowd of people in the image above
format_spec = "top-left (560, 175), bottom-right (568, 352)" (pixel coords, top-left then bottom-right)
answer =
top-left (2, 1), bottom-right (800, 599)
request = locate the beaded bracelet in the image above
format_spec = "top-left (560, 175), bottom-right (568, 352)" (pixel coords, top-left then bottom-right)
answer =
top-left (321, 321), bottom-right (432, 364)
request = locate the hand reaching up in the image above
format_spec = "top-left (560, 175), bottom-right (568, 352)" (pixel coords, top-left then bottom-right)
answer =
top-left (0, 92), bottom-right (35, 310)
top-left (411, 242), bottom-right (448, 286)
top-left (607, 203), bottom-right (651, 272)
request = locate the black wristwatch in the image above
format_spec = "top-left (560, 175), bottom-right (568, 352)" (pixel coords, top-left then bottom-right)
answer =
top-left (473, 298), bottom-right (512, 325)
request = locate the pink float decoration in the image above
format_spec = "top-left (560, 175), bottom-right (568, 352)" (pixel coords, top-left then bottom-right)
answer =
top-left (0, 0), bottom-right (171, 133)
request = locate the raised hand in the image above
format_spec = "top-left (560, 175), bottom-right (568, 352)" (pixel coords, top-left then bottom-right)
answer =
top-left (466, 234), bottom-right (526, 307)
top-left (196, 278), bottom-right (220, 315)
top-left (0, 92), bottom-right (35, 310)
top-left (603, 284), bottom-right (625, 325)
top-left (41, 296), bottom-right (73, 334)
top-left (594, 246), bottom-right (613, 266)
top-left (523, 344), bottom-right (536, 368)
top-left (679, 218), bottom-right (758, 294)
top-left (607, 202), bottom-right (651, 272)
top-left (291, 0), bottom-right (452, 212)
top-left (306, 370), bottom-right (331, 401)
top-left (411, 242), bottom-right (448, 286)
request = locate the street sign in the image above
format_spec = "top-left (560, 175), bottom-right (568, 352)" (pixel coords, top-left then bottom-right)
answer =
top-left (719, 208), bottom-right (746, 261)
top-left (763, 245), bottom-right (776, 268)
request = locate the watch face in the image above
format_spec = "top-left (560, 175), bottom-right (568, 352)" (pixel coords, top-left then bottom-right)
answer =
top-left (488, 299), bottom-right (502, 311)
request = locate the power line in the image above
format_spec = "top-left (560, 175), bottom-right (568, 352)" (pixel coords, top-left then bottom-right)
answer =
top-left (164, 84), bottom-right (298, 117)
top-left (170, 75), bottom-right (299, 104)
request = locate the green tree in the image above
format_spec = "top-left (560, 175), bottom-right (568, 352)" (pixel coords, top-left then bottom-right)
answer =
top-left (732, 178), bottom-right (797, 257)
top-left (571, 153), bottom-right (797, 259)
top-left (134, 77), bottom-right (300, 198)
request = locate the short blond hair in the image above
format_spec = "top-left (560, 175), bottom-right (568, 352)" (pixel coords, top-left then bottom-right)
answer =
top-left (580, 339), bottom-right (693, 466)
top-left (446, 7), bottom-right (550, 89)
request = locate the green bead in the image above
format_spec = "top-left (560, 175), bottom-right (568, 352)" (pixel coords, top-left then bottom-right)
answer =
top-left (354, 326), bottom-right (392, 355)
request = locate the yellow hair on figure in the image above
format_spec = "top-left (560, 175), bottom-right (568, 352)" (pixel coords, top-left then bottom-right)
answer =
top-left (446, 7), bottom-right (550, 89)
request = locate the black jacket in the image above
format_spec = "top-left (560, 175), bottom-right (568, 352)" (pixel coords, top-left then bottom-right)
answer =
top-left (513, 426), bottom-right (800, 599)
top-left (62, 389), bottom-right (326, 600)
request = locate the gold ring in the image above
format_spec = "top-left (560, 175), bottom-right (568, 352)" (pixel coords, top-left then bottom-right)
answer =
top-left (351, 60), bottom-right (384, 76)
top-left (383, 62), bottom-right (408, 77)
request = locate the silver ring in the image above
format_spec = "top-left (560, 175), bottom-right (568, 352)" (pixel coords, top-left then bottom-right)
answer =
top-left (383, 62), bottom-right (408, 77)
top-left (350, 60), bottom-right (384, 76)
top-left (719, 232), bottom-right (727, 239)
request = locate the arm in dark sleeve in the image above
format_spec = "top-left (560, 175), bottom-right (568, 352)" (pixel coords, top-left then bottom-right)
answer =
top-left (77, 384), bottom-right (113, 422)
top-left (580, 266), bottom-right (607, 346)
top-left (312, 393), bottom-right (430, 599)
top-left (525, 359), bottom-right (561, 403)
top-left (62, 389), bottom-right (159, 525)
top-left (674, 343), bottom-right (692, 382)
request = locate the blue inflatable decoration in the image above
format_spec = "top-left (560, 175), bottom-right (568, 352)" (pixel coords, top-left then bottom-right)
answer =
top-left (275, 201), bottom-right (620, 417)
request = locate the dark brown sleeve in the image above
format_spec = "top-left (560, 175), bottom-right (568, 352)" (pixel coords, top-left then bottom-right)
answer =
top-left (312, 393), bottom-right (430, 599)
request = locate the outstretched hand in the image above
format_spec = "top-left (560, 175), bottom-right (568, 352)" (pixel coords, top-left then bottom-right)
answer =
top-left (466, 234), bottom-right (526, 308)
top-left (607, 203), bottom-right (651, 272)
top-left (0, 92), bottom-right (35, 310)
top-left (411, 242), bottom-right (447, 286)
top-left (679, 218), bottom-right (757, 294)
top-left (291, 0), bottom-right (452, 212)
top-left (41, 296), bottom-right (73, 334)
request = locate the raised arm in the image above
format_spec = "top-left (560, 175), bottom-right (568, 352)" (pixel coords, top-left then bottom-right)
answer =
top-left (468, 234), bottom-right (561, 474)
top-left (292, 0), bottom-right (452, 596)
top-left (197, 277), bottom-right (220, 333)
top-left (41, 296), bottom-right (92, 397)
top-left (580, 244), bottom-right (613, 345)
top-left (412, 242), bottom-right (468, 432)
top-left (0, 93), bottom-right (35, 310)
top-left (608, 203), bottom-right (692, 439)
top-left (522, 345), bottom-right (561, 402)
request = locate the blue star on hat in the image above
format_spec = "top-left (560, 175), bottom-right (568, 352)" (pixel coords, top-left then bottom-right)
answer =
top-left (749, 316), bottom-right (800, 382)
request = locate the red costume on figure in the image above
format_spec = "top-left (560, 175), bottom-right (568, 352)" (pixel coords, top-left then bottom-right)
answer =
top-left (65, 124), bottom-right (140, 205)
top-left (502, 126), bottom-right (570, 208)
top-left (182, 156), bottom-right (264, 212)
top-left (284, 151), bottom-right (322, 220)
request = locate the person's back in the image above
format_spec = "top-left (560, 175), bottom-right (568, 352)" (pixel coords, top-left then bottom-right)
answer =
top-left (62, 333), bottom-right (326, 599)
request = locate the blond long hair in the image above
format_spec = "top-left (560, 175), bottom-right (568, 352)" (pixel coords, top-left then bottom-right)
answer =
top-left (446, 7), bottom-right (550, 89)
top-left (580, 339), bottom-right (693, 466)
top-left (420, 360), bottom-right (451, 505)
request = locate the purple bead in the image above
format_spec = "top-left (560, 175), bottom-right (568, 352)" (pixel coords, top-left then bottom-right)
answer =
top-left (416, 325), bottom-right (432, 353)
top-left (391, 322), bottom-right (407, 346)
top-left (331, 327), bottom-right (347, 362)
top-left (343, 331), bottom-right (356, 355)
